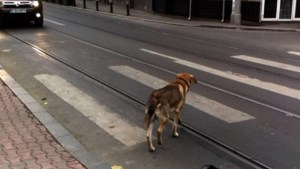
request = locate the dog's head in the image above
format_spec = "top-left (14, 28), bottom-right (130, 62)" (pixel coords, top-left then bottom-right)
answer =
top-left (175, 73), bottom-right (197, 87)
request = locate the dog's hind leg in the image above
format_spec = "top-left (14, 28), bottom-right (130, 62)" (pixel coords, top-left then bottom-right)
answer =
top-left (172, 112), bottom-right (180, 137)
top-left (157, 117), bottom-right (168, 145)
top-left (146, 121), bottom-right (155, 152)
top-left (178, 117), bottom-right (183, 125)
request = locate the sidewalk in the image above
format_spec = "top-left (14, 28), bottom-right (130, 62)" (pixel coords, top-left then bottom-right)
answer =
top-left (0, 78), bottom-right (86, 168)
top-left (70, 0), bottom-right (300, 32)
top-left (0, 65), bottom-right (107, 169)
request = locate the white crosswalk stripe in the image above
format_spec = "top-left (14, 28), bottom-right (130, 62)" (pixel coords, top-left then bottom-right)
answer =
top-left (110, 65), bottom-right (255, 123)
top-left (141, 48), bottom-right (300, 100)
top-left (34, 74), bottom-right (145, 147)
top-left (231, 55), bottom-right (300, 73)
top-left (288, 51), bottom-right (300, 56)
top-left (45, 19), bottom-right (65, 26)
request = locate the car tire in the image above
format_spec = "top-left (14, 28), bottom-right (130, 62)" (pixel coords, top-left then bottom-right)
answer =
top-left (34, 17), bottom-right (44, 27)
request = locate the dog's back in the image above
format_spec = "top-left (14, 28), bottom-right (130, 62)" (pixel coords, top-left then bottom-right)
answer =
top-left (144, 84), bottom-right (183, 128)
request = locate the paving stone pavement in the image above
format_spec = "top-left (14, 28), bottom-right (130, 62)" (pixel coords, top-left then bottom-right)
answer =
top-left (0, 79), bottom-right (86, 169)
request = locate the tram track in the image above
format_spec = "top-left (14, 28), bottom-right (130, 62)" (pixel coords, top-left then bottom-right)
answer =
top-left (2, 5), bottom-right (300, 168)
top-left (6, 30), bottom-right (293, 168)
top-left (15, 27), bottom-right (300, 120)
top-left (45, 11), bottom-right (300, 83)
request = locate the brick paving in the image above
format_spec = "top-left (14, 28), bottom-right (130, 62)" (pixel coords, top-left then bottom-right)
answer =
top-left (0, 79), bottom-right (86, 169)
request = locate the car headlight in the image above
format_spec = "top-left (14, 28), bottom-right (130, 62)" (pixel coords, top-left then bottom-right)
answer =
top-left (32, 1), bottom-right (39, 7)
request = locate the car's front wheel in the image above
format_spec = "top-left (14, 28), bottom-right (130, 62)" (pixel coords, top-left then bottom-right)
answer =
top-left (34, 17), bottom-right (44, 27)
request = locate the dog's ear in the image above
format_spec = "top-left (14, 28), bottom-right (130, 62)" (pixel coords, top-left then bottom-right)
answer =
top-left (176, 73), bottom-right (197, 85)
top-left (190, 76), bottom-right (197, 84)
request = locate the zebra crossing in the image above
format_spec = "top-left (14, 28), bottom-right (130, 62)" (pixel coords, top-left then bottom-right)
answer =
top-left (140, 48), bottom-right (300, 100)
top-left (34, 74), bottom-right (146, 147)
top-left (34, 49), bottom-right (300, 147)
top-left (109, 65), bottom-right (255, 123)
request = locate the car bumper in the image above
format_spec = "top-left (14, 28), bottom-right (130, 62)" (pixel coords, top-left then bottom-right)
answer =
top-left (0, 7), bottom-right (43, 21)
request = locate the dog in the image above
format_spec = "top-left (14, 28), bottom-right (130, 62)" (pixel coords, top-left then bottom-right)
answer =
top-left (144, 73), bottom-right (197, 152)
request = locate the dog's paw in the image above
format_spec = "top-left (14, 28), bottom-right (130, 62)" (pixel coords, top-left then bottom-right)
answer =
top-left (149, 146), bottom-right (156, 152)
top-left (172, 132), bottom-right (179, 137)
top-left (158, 140), bottom-right (162, 145)
top-left (178, 119), bottom-right (183, 125)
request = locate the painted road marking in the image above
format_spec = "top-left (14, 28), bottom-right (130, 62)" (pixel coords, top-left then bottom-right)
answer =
top-left (231, 55), bottom-right (300, 73)
top-left (110, 65), bottom-right (255, 123)
top-left (288, 51), bottom-right (300, 56)
top-left (140, 48), bottom-right (300, 100)
top-left (45, 19), bottom-right (65, 26)
top-left (34, 74), bottom-right (145, 146)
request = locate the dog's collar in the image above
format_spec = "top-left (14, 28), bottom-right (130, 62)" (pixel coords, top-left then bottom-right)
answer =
top-left (177, 77), bottom-right (190, 86)
top-left (176, 77), bottom-right (190, 92)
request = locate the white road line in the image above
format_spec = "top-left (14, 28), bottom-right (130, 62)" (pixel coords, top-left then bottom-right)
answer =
top-left (110, 65), bottom-right (255, 123)
top-left (231, 55), bottom-right (300, 73)
top-left (141, 48), bottom-right (300, 100)
top-left (288, 51), bottom-right (300, 56)
top-left (45, 19), bottom-right (65, 26)
top-left (34, 74), bottom-right (145, 147)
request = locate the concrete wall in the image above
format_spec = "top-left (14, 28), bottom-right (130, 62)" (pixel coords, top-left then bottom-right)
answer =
top-left (132, 0), bottom-right (146, 10)
top-left (131, 0), bottom-right (153, 11)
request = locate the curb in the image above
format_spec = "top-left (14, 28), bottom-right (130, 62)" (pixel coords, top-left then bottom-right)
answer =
top-left (0, 64), bottom-right (110, 169)
top-left (194, 24), bottom-right (299, 32)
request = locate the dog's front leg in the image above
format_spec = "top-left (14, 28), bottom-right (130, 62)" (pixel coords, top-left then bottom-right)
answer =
top-left (147, 122), bottom-right (155, 152)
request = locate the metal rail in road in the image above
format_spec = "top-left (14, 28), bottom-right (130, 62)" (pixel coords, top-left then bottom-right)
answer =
top-left (5, 30), bottom-right (273, 169)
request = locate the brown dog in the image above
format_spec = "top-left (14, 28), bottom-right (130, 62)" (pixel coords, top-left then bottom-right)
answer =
top-left (144, 73), bottom-right (197, 152)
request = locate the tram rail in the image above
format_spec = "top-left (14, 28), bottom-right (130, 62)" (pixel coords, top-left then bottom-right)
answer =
top-left (4, 30), bottom-right (277, 169)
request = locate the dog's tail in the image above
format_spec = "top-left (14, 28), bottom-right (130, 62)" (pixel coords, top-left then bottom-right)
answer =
top-left (144, 98), bottom-right (158, 128)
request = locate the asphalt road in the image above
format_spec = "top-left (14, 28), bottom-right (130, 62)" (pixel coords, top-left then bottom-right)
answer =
top-left (1, 2), bottom-right (300, 169)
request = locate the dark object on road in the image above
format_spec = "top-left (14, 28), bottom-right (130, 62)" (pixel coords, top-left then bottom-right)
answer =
top-left (201, 164), bottom-right (219, 169)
